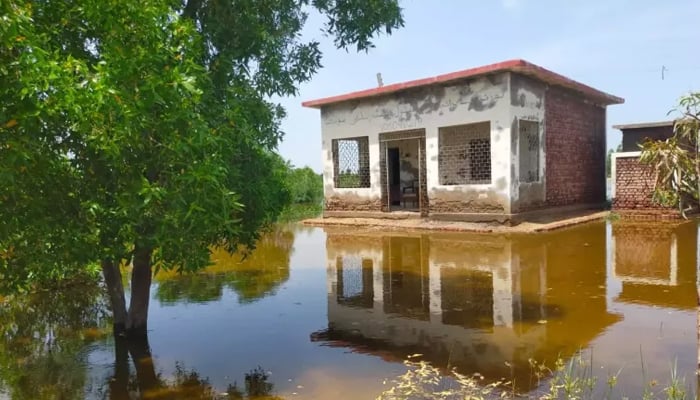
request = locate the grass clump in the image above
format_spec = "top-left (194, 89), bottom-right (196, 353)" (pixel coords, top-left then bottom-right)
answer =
top-left (377, 353), bottom-right (692, 400)
top-left (377, 355), bottom-right (508, 400)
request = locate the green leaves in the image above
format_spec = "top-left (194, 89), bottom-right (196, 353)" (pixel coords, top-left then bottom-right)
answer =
top-left (1, 0), bottom-right (403, 292)
top-left (286, 166), bottom-right (323, 204)
top-left (640, 92), bottom-right (700, 217)
top-left (311, 0), bottom-right (405, 52)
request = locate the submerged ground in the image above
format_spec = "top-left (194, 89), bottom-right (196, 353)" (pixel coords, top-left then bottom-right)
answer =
top-left (0, 220), bottom-right (697, 399)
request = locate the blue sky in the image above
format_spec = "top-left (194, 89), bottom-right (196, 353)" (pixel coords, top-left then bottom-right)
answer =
top-left (277, 0), bottom-right (700, 172)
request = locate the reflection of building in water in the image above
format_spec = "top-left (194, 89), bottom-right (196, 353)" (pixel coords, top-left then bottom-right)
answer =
top-left (607, 221), bottom-right (697, 310)
top-left (311, 223), bottom-right (622, 391)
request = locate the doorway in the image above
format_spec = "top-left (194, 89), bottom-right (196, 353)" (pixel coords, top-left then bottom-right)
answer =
top-left (379, 129), bottom-right (428, 215)
top-left (387, 148), bottom-right (401, 206)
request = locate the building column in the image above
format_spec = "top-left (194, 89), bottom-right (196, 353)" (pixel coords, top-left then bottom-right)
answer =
top-left (429, 261), bottom-right (442, 323)
top-left (493, 244), bottom-right (515, 328)
top-left (373, 253), bottom-right (384, 311)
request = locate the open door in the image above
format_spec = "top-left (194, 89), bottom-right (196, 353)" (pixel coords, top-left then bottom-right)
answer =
top-left (380, 130), bottom-right (427, 214)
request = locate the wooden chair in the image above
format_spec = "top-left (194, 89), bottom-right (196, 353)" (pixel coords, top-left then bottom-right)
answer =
top-left (402, 180), bottom-right (419, 209)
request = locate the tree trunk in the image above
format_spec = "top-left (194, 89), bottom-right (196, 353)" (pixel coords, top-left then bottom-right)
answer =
top-left (101, 259), bottom-right (128, 336)
top-left (109, 337), bottom-right (130, 400)
top-left (127, 333), bottom-right (159, 396)
top-left (126, 245), bottom-right (153, 338)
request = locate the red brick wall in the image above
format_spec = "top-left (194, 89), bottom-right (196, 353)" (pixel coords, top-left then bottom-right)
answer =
top-left (545, 88), bottom-right (606, 206)
top-left (612, 156), bottom-right (668, 210)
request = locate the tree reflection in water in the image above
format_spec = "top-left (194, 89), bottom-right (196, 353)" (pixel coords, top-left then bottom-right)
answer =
top-left (155, 228), bottom-right (295, 305)
top-left (0, 227), bottom-right (293, 399)
top-left (0, 280), bottom-right (109, 399)
top-left (108, 336), bottom-right (281, 400)
top-left (0, 284), bottom-right (283, 399)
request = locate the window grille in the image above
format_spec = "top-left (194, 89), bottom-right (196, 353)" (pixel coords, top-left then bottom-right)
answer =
top-left (332, 137), bottom-right (370, 188)
top-left (438, 122), bottom-right (492, 185)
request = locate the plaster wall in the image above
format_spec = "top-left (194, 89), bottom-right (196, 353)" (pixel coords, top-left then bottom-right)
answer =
top-left (509, 74), bottom-right (546, 212)
top-left (320, 73), bottom-right (514, 214)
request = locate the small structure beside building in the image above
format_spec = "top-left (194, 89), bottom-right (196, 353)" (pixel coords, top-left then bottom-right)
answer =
top-left (303, 59), bottom-right (623, 223)
top-left (611, 121), bottom-right (676, 218)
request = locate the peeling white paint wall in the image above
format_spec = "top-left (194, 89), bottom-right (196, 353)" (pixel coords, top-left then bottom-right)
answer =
top-left (510, 74), bottom-right (546, 212)
top-left (318, 72), bottom-right (548, 214)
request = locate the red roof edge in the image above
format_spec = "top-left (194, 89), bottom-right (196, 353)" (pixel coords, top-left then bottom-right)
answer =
top-left (302, 59), bottom-right (624, 108)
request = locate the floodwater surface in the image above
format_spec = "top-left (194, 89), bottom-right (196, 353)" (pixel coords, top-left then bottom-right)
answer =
top-left (0, 221), bottom-right (698, 399)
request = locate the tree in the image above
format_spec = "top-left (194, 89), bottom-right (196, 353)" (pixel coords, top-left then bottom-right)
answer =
top-left (0, 0), bottom-right (404, 337)
top-left (287, 166), bottom-right (323, 206)
top-left (606, 143), bottom-right (623, 178)
top-left (640, 92), bottom-right (700, 217)
top-left (278, 165), bottom-right (323, 220)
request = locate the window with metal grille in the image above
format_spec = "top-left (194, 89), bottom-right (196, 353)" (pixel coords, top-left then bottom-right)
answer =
top-left (519, 120), bottom-right (540, 183)
top-left (332, 137), bottom-right (370, 188)
top-left (438, 122), bottom-right (491, 185)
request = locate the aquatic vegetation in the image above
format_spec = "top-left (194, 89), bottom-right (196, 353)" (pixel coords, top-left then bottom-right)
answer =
top-left (378, 355), bottom-right (507, 400)
top-left (378, 353), bottom-right (693, 400)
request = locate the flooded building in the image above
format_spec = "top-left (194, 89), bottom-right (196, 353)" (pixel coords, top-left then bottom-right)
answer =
top-left (611, 121), bottom-right (677, 218)
top-left (303, 59), bottom-right (623, 223)
top-left (311, 221), bottom-right (699, 393)
top-left (311, 224), bottom-right (623, 391)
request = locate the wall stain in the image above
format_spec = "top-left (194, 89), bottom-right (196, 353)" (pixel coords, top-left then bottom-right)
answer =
top-left (511, 117), bottom-right (519, 151)
top-left (322, 74), bottom-right (509, 127)
top-left (494, 176), bottom-right (508, 191)
top-left (468, 95), bottom-right (497, 111)
top-left (510, 73), bottom-right (544, 109)
top-left (380, 108), bottom-right (396, 120)
top-left (429, 188), bottom-right (507, 213)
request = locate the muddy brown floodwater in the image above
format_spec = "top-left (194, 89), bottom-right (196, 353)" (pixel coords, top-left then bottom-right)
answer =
top-left (0, 220), bottom-right (697, 399)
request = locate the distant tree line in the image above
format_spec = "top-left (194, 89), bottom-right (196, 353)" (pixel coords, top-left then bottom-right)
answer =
top-left (280, 163), bottom-right (323, 221)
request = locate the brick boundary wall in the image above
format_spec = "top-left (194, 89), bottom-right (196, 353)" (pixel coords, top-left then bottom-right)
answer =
top-left (544, 87), bottom-right (606, 207)
top-left (612, 154), bottom-right (679, 219)
top-left (612, 155), bottom-right (664, 210)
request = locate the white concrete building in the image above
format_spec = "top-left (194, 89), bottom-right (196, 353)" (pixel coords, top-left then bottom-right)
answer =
top-left (303, 59), bottom-right (623, 222)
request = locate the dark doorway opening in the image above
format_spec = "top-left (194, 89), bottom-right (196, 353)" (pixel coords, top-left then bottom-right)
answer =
top-left (379, 129), bottom-right (427, 215)
top-left (387, 147), bottom-right (401, 206)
